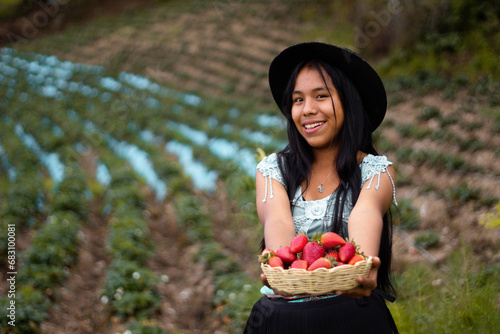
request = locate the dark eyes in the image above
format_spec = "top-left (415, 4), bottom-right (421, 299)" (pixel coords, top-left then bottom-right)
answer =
top-left (293, 94), bottom-right (328, 103)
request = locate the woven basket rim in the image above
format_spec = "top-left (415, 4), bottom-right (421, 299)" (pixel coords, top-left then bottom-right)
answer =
top-left (260, 256), bottom-right (373, 295)
top-left (261, 256), bottom-right (373, 273)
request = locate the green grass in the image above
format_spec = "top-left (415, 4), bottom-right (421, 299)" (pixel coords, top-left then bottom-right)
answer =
top-left (389, 242), bottom-right (500, 333)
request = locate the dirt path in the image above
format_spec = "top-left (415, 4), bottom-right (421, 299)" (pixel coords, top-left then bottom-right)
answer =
top-left (97, 193), bottom-right (225, 334)
top-left (142, 198), bottom-right (220, 333)
top-left (40, 196), bottom-right (111, 334)
top-left (207, 185), bottom-right (262, 280)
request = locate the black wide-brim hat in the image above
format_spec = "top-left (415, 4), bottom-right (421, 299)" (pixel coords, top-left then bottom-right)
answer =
top-left (269, 42), bottom-right (387, 131)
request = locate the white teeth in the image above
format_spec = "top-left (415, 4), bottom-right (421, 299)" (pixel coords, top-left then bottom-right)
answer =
top-left (304, 122), bottom-right (324, 129)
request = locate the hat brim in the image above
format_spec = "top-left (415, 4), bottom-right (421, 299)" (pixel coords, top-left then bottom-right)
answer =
top-left (268, 42), bottom-right (387, 131)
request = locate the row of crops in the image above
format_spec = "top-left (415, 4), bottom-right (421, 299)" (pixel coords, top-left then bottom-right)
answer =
top-left (0, 46), bottom-right (287, 189)
top-left (0, 47), bottom-right (284, 332)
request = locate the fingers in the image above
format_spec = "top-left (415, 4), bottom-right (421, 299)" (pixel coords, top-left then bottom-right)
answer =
top-left (336, 274), bottom-right (377, 298)
top-left (336, 286), bottom-right (371, 299)
top-left (260, 274), bottom-right (269, 287)
top-left (371, 256), bottom-right (381, 269)
top-left (357, 275), bottom-right (377, 289)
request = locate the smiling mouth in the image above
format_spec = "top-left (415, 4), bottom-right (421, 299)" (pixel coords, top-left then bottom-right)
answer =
top-left (304, 122), bottom-right (325, 129)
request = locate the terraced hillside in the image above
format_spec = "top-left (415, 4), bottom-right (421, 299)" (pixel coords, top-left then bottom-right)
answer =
top-left (0, 1), bottom-right (499, 333)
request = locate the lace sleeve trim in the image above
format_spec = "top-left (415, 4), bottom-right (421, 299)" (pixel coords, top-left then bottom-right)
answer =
top-left (257, 154), bottom-right (397, 204)
top-left (256, 153), bottom-right (285, 202)
top-left (362, 155), bottom-right (397, 205)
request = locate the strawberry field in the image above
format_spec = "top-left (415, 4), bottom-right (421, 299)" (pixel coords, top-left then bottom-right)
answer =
top-left (1, 1), bottom-right (499, 333)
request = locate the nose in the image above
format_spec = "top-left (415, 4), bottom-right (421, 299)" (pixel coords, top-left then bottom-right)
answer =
top-left (303, 97), bottom-right (318, 116)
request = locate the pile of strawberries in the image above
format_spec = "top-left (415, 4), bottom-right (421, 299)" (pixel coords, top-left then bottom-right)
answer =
top-left (259, 232), bottom-right (366, 271)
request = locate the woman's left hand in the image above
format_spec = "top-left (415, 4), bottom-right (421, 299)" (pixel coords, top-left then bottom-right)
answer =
top-left (335, 256), bottom-right (380, 299)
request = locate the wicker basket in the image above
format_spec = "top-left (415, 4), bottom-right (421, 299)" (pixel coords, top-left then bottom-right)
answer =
top-left (261, 256), bottom-right (372, 295)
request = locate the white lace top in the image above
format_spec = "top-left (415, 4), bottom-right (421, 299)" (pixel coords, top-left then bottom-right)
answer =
top-left (257, 153), bottom-right (397, 239)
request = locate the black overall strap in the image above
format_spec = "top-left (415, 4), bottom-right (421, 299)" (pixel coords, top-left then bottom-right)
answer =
top-left (373, 288), bottom-right (396, 303)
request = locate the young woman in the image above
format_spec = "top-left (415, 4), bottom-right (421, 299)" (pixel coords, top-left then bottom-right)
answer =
top-left (244, 42), bottom-right (398, 333)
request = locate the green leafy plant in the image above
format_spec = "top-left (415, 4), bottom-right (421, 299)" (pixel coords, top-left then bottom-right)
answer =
top-left (102, 260), bottom-right (161, 320)
top-left (480, 107), bottom-right (500, 132)
top-left (17, 212), bottom-right (81, 289)
top-left (393, 199), bottom-right (420, 230)
top-left (107, 215), bottom-right (155, 265)
top-left (417, 106), bottom-right (441, 121)
top-left (126, 321), bottom-right (170, 334)
top-left (414, 230), bottom-right (441, 249)
top-left (0, 285), bottom-right (50, 334)
top-left (481, 202), bottom-right (500, 228)
top-left (2, 178), bottom-right (44, 227)
top-left (444, 183), bottom-right (480, 206)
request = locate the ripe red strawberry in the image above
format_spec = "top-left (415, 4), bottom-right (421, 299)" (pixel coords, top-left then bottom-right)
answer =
top-left (301, 241), bottom-right (325, 267)
top-left (290, 259), bottom-right (308, 270)
top-left (335, 261), bottom-right (346, 267)
top-left (307, 257), bottom-right (332, 271)
top-left (276, 246), bottom-right (297, 265)
top-left (260, 248), bottom-right (275, 257)
top-left (320, 232), bottom-right (345, 249)
top-left (258, 248), bottom-right (276, 264)
top-left (268, 256), bottom-right (284, 268)
top-left (347, 254), bottom-right (365, 265)
top-left (326, 250), bottom-right (340, 262)
top-left (339, 242), bottom-right (356, 262)
top-left (290, 234), bottom-right (308, 253)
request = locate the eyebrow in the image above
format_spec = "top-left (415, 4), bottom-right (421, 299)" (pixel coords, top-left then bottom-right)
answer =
top-left (292, 86), bottom-right (329, 95)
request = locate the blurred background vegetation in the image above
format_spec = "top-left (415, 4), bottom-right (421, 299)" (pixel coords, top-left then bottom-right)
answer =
top-left (1, 0), bottom-right (499, 81)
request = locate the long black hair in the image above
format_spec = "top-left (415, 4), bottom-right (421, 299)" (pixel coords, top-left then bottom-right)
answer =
top-left (268, 59), bottom-right (395, 295)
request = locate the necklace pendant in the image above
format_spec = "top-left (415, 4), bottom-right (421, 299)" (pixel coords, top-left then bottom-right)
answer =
top-left (317, 184), bottom-right (324, 193)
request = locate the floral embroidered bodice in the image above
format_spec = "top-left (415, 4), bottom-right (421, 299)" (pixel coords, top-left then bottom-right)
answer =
top-left (256, 153), bottom-right (397, 239)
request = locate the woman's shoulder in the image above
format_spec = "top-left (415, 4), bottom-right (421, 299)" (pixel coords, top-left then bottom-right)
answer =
top-left (256, 152), bottom-right (285, 176)
top-left (257, 152), bottom-right (279, 168)
top-left (256, 153), bottom-right (287, 201)
top-left (360, 153), bottom-right (393, 167)
top-left (360, 154), bottom-right (394, 179)
top-left (359, 153), bottom-right (397, 204)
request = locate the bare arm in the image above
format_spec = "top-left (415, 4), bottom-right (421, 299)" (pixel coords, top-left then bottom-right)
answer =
top-left (348, 165), bottom-right (395, 256)
top-left (256, 169), bottom-right (299, 296)
top-left (337, 165), bottom-right (395, 298)
top-left (256, 170), bottom-right (296, 251)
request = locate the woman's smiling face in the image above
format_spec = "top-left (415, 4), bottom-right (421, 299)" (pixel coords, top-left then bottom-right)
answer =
top-left (291, 64), bottom-right (344, 150)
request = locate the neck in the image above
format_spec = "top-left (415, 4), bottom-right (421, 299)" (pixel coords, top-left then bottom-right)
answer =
top-left (304, 146), bottom-right (339, 197)
top-left (312, 146), bottom-right (338, 170)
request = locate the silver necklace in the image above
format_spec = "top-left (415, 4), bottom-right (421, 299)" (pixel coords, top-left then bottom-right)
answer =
top-left (314, 170), bottom-right (334, 193)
